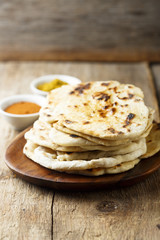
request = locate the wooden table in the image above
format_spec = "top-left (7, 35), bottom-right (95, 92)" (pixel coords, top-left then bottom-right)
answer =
top-left (0, 62), bottom-right (160, 240)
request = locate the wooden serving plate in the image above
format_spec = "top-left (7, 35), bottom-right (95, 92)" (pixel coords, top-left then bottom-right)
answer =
top-left (5, 128), bottom-right (160, 191)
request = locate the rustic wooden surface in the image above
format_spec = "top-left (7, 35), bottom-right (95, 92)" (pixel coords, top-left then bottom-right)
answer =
top-left (0, 0), bottom-right (160, 62)
top-left (151, 64), bottom-right (160, 107)
top-left (0, 62), bottom-right (160, 240)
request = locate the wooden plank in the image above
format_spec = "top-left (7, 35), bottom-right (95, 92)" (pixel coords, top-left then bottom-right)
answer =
top-left (151, 64), bottom-right (160, 107)
top-left (0, 62), bottom-right (159, 240)
top-left (0, 0), bottom-right (160, 61)
top-left (0, 63), bottom-right (53, 240)
top-left (53, 176), bottom-right (160, 240)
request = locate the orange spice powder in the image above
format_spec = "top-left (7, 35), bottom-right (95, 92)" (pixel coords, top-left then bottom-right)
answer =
top-left (5, 101), bottom-right (41, 114)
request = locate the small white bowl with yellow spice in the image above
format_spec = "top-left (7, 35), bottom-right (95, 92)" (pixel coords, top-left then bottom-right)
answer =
top-left (30, 74), bottom-right (82, 97)
top-left (0, 94), bottom-right (46, 131)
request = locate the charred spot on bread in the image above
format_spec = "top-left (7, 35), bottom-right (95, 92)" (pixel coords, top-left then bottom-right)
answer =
top-left (70, 134), bottom-right (79, 138)
top-left (69, 83), bottom-right (91, 95)
top-left (69, 91), bottom-right (75, 95)
top-left (117, 164), bottom-right (122, 167)
top-left (99, 112), bottom-right (106, 118)
top-left (73, 83), bottom-right (91, 95)
top-left (123, 113), bottom-right (135, 127)
top-left (103, 105), bottom-right (109, 110)
top-left (97, 94), bottom-right (110, 101)
top-left (83, 103), bottom-right (88, 106)
top-left (118, 93), bottom-right (134, 100)
top-left (108, 128), bottom-right (116, 134)
top-left (127, 113), bottom-right (135, 120)
top-left (111, 108), bottom-right (116, 114)
top-left (98, 109), bottom-right (106, 118)
top-left (101, 82), bottom-right (110, 87)
top-left (65, 120), bottom-right (73, 124)
top-left (113, 102), bottom-right (118, 106)
top-left (113, 87), bottom-right (117, 92)
top-left (118, 131), bottom-right (124, 134)
top-left (93, 92), bottom-right (110, 101)
top-left (128, 94), bottom-right (134, 99)
top-left (83, 121), bottom-right (90, 124)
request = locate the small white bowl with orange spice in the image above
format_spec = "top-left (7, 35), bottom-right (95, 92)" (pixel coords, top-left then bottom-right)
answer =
top-left (0, 94), bottom-right (46, 131)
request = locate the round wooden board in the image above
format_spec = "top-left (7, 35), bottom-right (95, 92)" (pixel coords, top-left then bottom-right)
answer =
top-left (5, 127), bottom-right (160, 191)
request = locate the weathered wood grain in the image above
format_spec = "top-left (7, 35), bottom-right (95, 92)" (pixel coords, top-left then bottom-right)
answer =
top-left (151, 64), bottom-right (160, 107)
top-left (0, 62), bottom-right (159, 240)
top-left (53, 175), bottom-right (160, 240)
top-left (0, 0), bottom-right (160, 61)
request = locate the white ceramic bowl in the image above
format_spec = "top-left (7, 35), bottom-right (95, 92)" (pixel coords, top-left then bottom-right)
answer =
top-left (0, 94), bottom-right (46, 131)
top-left (30, 74), bottom-right (82, 96)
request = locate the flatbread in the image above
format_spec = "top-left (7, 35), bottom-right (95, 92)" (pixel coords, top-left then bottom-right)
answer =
top-left (54, 118), bottom-right (152, 147)
top-left (66, 159), bottom-right (140, 176)
top-left (24, 127), bottom-right (90, 152)
top-left (53, 107), bottom-right (153, 147)
top-left (23, 140), bottom-right (146, 170)
top-left (53, 122), bottom-right (131, 146)
top-left (25, 119), bottom-right (146, 154)
top-left (56, 138), bottom-right (146, 161)
top-left (40, 81), bottom-right (149, 140)
top-left (141, 122), bottom-right (160, 158)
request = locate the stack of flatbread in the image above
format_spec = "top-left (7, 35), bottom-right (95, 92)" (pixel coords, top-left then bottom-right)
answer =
top-left (23, 81), bottom-right (160, 176)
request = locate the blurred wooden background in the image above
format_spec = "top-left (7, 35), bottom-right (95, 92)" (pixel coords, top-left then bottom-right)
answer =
top-left (0, 0), bottom-right (159, 61)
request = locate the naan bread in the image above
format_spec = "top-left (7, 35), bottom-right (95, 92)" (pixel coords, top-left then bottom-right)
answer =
top-left (53, 107), bottom-right (153, 147)
top-left (23, 141), bottom-right (140, 176)
top-left (141, 122), bottom-right (160, 158)
top-left (25, 119), bottom-right (146, 154)
top-left (54, 116), bottom-right (152, 147)
top-left (24, 127), bottom-right (90, 152)
top-left (40, 81), bottom-right (149, 140)
top-left (23, 140), bottom-right (146, 170)
top-left (53, 122), bottom-right (131, 146)
top-left (49, 123), bottom-right (97, 147)
top-left (65, 159), bottom-right (140, 176)
top-left (56, 138), bottom-right (146, 161)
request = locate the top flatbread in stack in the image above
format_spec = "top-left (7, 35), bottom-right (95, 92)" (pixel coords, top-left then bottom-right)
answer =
top-left (23, 81), bottom-right (160, 176)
